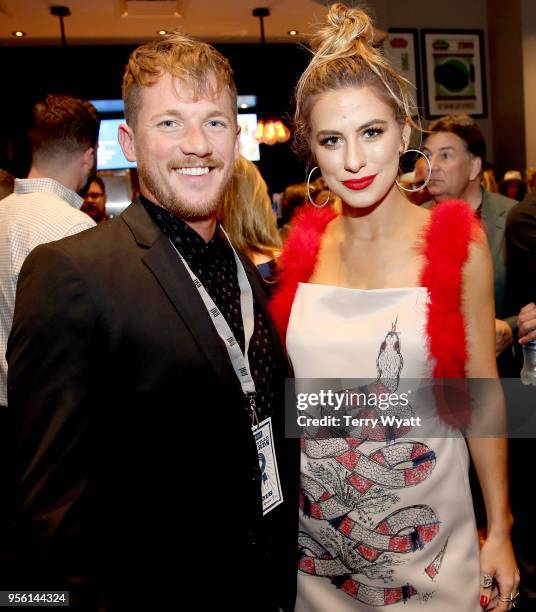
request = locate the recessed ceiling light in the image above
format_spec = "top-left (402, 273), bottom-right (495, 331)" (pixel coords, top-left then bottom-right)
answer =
top-left (12, 31), bottom-right (26, 38)
top-left (288, 30), bottom-right (298, 36)
top-left (157, 30), bottom-right (168, 35)
top-left (240, 103), bottom-right (248, 109)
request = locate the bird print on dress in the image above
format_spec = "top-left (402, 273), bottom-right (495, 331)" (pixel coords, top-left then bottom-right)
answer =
top-left (376, 317), bottom-right (403, 393)
top-left (299, 318), bottom-right (444, 607)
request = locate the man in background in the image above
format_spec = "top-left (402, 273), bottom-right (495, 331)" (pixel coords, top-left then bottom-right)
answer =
top-left (0, 94), bottom-right (98, 414)
top-left (505, 185), bottom-right (536, 611)
top-left (422, 114), bottom-right (518, 371)
top-left (506, 190), bottom-right (536, 320)
top-left (3, 33), bottom-right (297, 611)
top-left (81, 175), bottom-right (108, 223)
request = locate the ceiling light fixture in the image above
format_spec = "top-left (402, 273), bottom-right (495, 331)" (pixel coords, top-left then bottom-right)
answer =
top-left (288, 30), bottom-right (298, 36)
top-left (157, 29), bottom-right (168, 35)
top-left (252, 7), bottom-right (291, 145)
top-left (12, 31), bottom-right (26, 37)
top-left (252, 7), bottom-right (269, 44)
top-left (49, 5), bottom-right (71, 47)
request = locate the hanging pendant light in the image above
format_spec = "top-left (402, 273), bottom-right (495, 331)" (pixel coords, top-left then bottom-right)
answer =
top-left (252, 7), bottom-right (291, 146)
top-left (49, 5), bottom-right (71, 46)
top-left (255, 119), bottom-right (291, 145)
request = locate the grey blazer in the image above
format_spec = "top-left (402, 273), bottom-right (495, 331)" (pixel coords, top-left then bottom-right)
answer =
top-left (422, 190), bottom-right (517, 331)
top-left (480, 189), bottom-right (517, 329)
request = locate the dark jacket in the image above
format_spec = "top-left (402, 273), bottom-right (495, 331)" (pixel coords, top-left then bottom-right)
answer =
top-left (2, 199), bottom-right (298, 611)
top-left (423, 190), bottom-right (517, 330)
top-left (506, 192), bottom-right (536, 313)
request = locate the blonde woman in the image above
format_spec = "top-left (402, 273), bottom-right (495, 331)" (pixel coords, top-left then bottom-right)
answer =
top-left (482, 168), bottom-right (499, 193)
top-left (271, 4), bottom-right (518, 610)
top-left (219, 156), bottom-right (281, 280)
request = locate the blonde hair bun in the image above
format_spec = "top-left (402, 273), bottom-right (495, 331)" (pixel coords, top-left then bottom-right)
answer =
top-left (293, 2), bottom-right (418, 160)
top-left (310, 3), bottom-right (374, 56)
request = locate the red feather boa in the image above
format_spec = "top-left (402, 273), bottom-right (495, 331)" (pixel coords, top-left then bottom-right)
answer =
top-left (270, 200), bottom-right (479, 428)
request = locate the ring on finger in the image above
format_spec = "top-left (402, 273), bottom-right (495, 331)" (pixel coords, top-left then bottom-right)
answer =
top-left (481, 574), bottom-right (494, 588)
top-left (498, 598), bottom-right (515, 609)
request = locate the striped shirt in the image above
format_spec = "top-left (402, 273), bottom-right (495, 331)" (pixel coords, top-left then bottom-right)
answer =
top-left (0, 178), bottom-right (96, 405)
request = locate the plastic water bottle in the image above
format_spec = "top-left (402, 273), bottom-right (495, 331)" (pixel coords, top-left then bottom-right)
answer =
top-left (520, 340), bottom-right (536, 386)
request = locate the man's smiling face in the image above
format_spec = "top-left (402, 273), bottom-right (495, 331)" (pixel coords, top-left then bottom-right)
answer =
top-left (119, 72), bottom-right (239, 219)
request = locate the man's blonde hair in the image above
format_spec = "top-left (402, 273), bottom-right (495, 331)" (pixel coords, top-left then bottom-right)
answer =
top-left (122, 31), bottom-right (237, 126)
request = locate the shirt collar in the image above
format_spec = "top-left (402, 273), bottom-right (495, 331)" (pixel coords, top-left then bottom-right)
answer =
top-left (14, 177), bottom-right (84, 209)
top-left (140, 195), bottom-right (224, 252)
top-left (474, 188), bottom-right (485, 219)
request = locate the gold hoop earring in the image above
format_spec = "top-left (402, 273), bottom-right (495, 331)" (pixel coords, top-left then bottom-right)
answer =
top-left (395, 149), bottom-right (432, 193)
top-left (306, 166), bottom-right (331, 208)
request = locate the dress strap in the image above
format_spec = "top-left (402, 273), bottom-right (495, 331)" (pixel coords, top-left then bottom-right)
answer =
top-left (269, 205), bottom-right (337, 342)
top-left (419, 199), bottom-right (480, 376)
top-left (418, 199), bottom-right (481, 427)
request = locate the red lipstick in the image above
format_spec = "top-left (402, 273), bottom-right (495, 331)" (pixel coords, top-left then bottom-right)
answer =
top-left (342, 174), bottom-right (377, 190)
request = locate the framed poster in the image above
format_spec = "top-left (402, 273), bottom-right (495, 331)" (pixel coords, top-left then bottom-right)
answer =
top-left (421, 29), bottom-right (487, 118)
top-left (384, 29), bottom-right (421, 109)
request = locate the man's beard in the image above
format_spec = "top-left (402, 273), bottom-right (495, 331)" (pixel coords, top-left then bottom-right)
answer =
top-left (138, 158), bottom-right (233, 220)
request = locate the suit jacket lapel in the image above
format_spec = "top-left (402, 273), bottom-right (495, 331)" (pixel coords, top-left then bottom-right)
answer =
top-left (122, 199), bottom-right (238, 388)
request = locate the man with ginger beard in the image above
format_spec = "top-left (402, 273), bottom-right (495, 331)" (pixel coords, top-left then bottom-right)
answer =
top-left (3, 33), bottom-right (297, 611)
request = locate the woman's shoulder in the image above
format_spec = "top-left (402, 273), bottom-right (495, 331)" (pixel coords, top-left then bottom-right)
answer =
top-left (279, 205), bottom-right (337, 267)
top-left (269, 205), bottom-right (337, 339)
top-left (420, 199), bottom-right (483, 290)
top-left (419, 198), bottom-right (476, 220)
top-left (427, 198), bottom-right (475, 219)
top-left (286, 204), bottom-right (337, 242)
top-left (425, 199), bottom-right (481, 247)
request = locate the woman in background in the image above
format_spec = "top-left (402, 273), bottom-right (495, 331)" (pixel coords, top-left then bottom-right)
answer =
top-left (219, 155), bottom-right (281, 281)
top-left (499, 170), bottom-right (526, 201)
top-left (526, 168), bottom-right (536, 194)
top-left (279, 182), bottom-right (308, 244)
top-left (482, 167), bottom-right (498, 193)
top-left (270, 3), bottom-right (518, 610)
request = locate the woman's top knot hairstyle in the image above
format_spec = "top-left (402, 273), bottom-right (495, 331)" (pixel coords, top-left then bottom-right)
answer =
top-left (294, 2), bottom-right (417, 160)
top-left (310, 2), bottom-right (374, 55)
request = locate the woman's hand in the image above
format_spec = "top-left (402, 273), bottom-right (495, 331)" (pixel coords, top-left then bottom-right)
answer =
top-left (480, 533), bottom-right (520, 609)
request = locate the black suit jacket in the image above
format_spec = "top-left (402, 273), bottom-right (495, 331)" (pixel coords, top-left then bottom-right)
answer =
top-left (3, 199), bottom-right (298, 611)
top-left (506, 193), bottom-right (536, 313)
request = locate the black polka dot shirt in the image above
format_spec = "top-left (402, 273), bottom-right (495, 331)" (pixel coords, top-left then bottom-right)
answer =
top-left (142, 197), bottom-right (278, 422)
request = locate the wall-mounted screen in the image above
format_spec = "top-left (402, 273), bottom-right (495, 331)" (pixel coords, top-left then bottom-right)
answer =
top-left (237, 95), bottom-right (257, 110)
top-left (96, 119), bottom-right (136, 171)
top-left (91, 99), bottom-right (125, 114)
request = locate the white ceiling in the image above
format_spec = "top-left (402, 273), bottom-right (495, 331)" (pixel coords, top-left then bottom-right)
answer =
top-left (0, 0), bottom-right (333, 45)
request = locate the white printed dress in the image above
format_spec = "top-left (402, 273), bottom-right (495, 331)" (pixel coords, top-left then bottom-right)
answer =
top-left (287, 282), bottom-right (481, 612)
